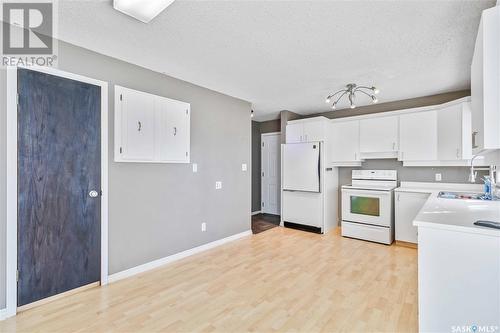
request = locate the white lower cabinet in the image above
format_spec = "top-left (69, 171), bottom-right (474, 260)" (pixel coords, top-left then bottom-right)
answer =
top-left (418, 226), bottom-right (500, 332)
top-left (115, 85), bottom-right (190, 163)
top-left (395, 191), bottom-right (429, 243)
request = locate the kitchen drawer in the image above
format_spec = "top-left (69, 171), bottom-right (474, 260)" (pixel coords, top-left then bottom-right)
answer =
top-left (341, 221), bottom-right (393, 245)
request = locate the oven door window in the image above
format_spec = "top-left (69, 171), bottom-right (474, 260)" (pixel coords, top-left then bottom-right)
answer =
top-left (350, 196), bottom-right (380, 217)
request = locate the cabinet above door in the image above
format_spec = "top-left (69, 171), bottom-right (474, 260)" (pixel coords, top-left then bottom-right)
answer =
top-left (115, 85), bottom-right (190, 163)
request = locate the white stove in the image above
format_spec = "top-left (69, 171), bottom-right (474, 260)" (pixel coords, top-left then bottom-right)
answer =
top-left (341, 170), bottom-right (398, 244)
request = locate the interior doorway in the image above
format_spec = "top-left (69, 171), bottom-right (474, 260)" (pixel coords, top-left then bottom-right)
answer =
top-left (6, 66), bottom-right (109, 316)
top-left (261, 132), bottom-right (281, 215)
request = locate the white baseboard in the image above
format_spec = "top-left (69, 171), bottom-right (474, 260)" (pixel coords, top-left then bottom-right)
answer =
top-left (0, 308), bottom-right (7, 321)
top-left (108, 230), bottom-right (252, 283)
top-left (251, 210), bottom-right (261, 215)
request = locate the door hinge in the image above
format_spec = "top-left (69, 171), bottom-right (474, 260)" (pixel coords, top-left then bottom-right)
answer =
top-left (16, 93), bottom-right (20, 106)
top-left (186, 151), bottom-right (188, 157)
top-left (16, 269), bottom-right (19, 282)
top-left (119, 147), bottom-right (123, 154)
top-left (186, 109), bottom-right (189, 115)
top-left (262, 202), bottom-right (265, 207)
top-left (262, 142), bottom-right (264, 147)
top-left (120, 94), bottom-right (123, 101)
top-left (262, 172), bottom-right (264, 177)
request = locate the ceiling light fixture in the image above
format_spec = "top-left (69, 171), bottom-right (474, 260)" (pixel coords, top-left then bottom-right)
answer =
top-left (325, 84), bottom-right (379, 110)
top-left (113, 0), bottom-right (176, 23)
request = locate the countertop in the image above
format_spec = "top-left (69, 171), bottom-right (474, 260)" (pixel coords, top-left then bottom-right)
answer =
top-left (395, 182), bottom-right (500, 237)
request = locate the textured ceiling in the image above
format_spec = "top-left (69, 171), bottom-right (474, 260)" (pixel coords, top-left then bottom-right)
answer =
top-left (57, 0), bottom-right (495, 120)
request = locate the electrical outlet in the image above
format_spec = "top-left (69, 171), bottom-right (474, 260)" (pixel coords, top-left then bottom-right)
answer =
top-left (201, 222), bottom-right (206, 232)
top-left (192, 163), bottom-right (198, 173)
top-left (215, 181), bottom-right (222, 189)
top-left (435, 173), bottom-right (442, 181)
top-left (241, 163), bottom-right (247, 171)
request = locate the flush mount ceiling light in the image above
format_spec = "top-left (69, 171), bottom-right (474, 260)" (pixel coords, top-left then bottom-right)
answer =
top-left (113, 0), bottom-right (176, 23)
top-left (325, 83), bottom-right (379, 110)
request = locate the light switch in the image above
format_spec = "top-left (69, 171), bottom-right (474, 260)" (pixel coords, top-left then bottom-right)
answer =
top-left (435, 173), bottom-right (442, 181)
top-left (242, 163), bottom-right (247, 171)
top-left (192, 163), bottom-right (198, 173)
top-left (215, 181), bottom-right (222, 189)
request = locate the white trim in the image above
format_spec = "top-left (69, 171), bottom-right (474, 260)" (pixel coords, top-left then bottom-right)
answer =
top-left (108, 230), bottom-right (252, 283)
top-left (251, 210), bottom-right (262, 215)
top-left (0, 308), bottom-right (6, 321)
top-left (5, 66), bottom-right (109, 318)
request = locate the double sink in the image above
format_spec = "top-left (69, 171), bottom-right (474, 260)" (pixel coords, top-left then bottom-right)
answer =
top-left (437, 191), bottom-right (490, 200)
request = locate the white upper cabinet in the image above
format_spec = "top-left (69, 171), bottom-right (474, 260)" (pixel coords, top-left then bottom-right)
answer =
top-left (471, 6), bottom-right (500, 152)
top-left (329, 120), bottom-right (361, 165)
top-left (359, 115), bottom-right (399, 158)
top-left (303, 120), bottom-right (326, 142)
top-left (437, 102), bottom-right (472, 161)
top-left (155, 97), bottom-right (190, 162)
top-left (119, 87), bottom-right (156, 161)
top-left (285, 122), bottom-right (304, 143)
top-left (115, 85), bottom-right (191, 163)
top-left (399, 111), bottom-right (438, 161)
top-left (286, 117), bottom-right (328, 143)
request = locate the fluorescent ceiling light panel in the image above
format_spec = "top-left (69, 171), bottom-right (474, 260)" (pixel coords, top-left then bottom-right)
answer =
top-left (113, 0), bottom-right (175, 23)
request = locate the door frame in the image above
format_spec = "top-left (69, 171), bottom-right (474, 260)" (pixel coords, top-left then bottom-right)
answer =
top-left (5, 65), bottom-right (109, 317)
top-left (260, 132), bottom-right (281, 215)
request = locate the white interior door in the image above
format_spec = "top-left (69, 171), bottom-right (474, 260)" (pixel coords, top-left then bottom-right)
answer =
top-left (261, 133), bottom-right (281, 215)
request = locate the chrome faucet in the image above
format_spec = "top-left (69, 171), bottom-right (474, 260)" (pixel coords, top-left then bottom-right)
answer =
top-left (469, 154), bottom-right (481, 183)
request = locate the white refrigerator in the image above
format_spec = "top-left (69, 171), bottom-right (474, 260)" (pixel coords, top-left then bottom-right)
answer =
top-left (282, 141), bottom-right (333, 231)
top-left (282, 142), bottom-right (321, 192)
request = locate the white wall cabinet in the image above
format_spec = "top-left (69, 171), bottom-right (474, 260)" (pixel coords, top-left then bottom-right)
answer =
top-left (285, 123), bottom-right (303, 143)
top-left (115, 85), bottom-right (190, 163)
top-left (286, 117), bottom-right (328, 143)
top-left (329, 120), bottom-right (361, 165)
top-left (399, 111), bottom-right (437, 161)
top-left (395, 191), bottom-right (429, 244)
top-left (437, 103), bottom-right (472, 161)
top-left (359, 115), bottom-right (399, 158)
top-left (471, 6), bottom-right (500, 152)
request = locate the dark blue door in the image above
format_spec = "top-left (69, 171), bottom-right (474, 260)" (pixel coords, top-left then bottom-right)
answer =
top-left (17, 68), bottom-right (101, 306)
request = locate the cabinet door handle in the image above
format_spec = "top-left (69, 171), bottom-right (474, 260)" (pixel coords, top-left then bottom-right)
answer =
top-left (137, 121), bottom-right (142, 132)
top-left (392, 142), bottom-right (396, 150)
top-left (472, 131), bottom-right (479, 149)
top-left (173, 127), bottom-right (177, 136)
top-left (354, 152), bottom-right (357, 160)
top-left (456, 148), bottom-right (460, 159)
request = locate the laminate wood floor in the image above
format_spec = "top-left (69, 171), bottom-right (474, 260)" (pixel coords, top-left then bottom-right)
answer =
top-left (0, 227), bottom-right (418, 333)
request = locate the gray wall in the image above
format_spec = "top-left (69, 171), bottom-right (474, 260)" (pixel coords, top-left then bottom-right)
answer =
top-left (251, 119), bottom-right (280, 212)
top-left (0, 41), bottom-right (252, 308)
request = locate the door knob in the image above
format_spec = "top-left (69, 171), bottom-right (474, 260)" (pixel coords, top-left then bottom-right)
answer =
top-left (88, 190), bottom-right (99, 198)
